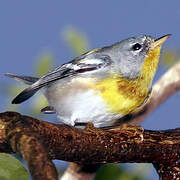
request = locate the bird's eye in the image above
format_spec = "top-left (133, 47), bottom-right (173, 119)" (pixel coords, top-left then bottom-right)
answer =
top-left (132, 43), bottom-right (142, 51)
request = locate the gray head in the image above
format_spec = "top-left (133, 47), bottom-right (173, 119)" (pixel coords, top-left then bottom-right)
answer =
top-left (99, 35), bottom-right (155, 79)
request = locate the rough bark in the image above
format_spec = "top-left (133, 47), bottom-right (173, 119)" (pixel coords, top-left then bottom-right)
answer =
top-left (0, 112), bottom-right (58, 180)
top-left (0, 112), bottom-right (179, 179)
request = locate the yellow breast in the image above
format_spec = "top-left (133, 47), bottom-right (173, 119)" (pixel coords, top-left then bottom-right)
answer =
top-left (93, 77), bottom-right (148, 115)
top-left (92, 46), bottom-right (161, 115)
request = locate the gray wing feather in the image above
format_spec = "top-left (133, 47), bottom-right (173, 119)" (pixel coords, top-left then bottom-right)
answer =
top-left (33, 53), bottom-right (111, 90)
top-left (10, 53), bottom-right (111, 104)
top-left (5, 73), bottom-right (39, 85)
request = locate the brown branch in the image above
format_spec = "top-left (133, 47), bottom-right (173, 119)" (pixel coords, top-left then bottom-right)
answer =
top-left (0, 112), bottom-right (58, 180)
top-left (0, 62), bottom-right (180, 179)
top-left (0, 112), bottom-right (180, 179)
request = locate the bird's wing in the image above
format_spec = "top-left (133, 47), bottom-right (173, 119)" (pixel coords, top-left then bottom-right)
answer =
top-left (11, 53), bottom-right (111, 104)
top-left (34, 53), bottom-right (111, 89)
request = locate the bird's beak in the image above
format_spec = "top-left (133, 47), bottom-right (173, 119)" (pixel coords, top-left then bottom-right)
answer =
top-left (151, 34), bottom-right (171, 49)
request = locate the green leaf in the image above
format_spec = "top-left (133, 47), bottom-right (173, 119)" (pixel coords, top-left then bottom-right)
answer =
top-left (63, 27), bottom-right (90, 55)
top-left (0, 153), bottom-right (29, 180)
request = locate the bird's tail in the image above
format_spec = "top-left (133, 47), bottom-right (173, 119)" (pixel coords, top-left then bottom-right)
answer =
top-left (5, 73), bottom-right (39, 85)
top-left (5, 73), bottom-right (40, 104)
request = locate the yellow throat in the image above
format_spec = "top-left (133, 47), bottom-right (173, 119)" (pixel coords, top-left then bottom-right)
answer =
top-left (93, 46), bottom-right (162, 115)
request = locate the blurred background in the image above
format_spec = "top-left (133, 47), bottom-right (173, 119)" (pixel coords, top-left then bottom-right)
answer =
top-left (0, 1), bottom-right (180, 179)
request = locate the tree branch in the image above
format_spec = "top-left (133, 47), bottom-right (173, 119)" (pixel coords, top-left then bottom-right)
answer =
top-left (0, 112), bottom-right (179, 179)
top-left (0, 112), bottom-right (58, 180)
top-left (0, 62), bottom-right (180, 179)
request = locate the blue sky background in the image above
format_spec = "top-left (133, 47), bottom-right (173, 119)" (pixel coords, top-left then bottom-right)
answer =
top-left (1, 1), bottom-right (180, 179)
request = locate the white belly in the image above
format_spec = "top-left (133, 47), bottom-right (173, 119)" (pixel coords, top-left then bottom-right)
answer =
top-left (43, 79), bottom-right (122, 127)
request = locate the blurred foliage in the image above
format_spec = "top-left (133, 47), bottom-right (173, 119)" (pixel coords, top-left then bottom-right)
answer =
top-left (0, 153), bottom-right (29, 180)
top-left (35, 54), bottom-right (53, 77)
top-left (6, 83), bottom-right (26, 112)
top-left (94, 164), bottom-right (147, 180)
top-left (160, 49), bottom-right (180, 67)
top-left (62, 27), bottom-right (90, 55)
top-left (30, 93), bottom-right (48, 115)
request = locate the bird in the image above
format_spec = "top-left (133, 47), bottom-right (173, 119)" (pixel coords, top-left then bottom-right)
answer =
top-left (5, 34), bottom-right (170, 127)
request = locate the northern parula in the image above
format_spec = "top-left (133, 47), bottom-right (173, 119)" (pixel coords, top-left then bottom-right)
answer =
top-left (6, 34), bottom-right (170, 127)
